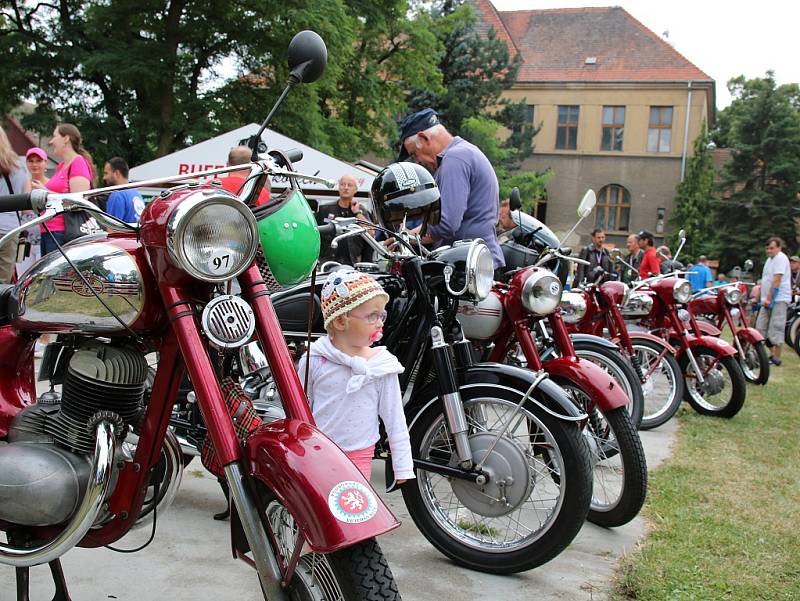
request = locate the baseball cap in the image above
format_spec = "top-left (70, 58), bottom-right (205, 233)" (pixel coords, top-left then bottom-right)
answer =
top-left (790, 255), bottom-right (800, 262)
top-left (25, 147), bottom-right (47, 161)
top-left (637, 230), bottom-right (654, 243)
top-left (396, 108), bottom-right (440, 162)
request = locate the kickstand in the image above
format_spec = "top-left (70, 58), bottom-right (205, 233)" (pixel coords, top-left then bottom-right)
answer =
top-left (15, 558), bottom-right (72, 601)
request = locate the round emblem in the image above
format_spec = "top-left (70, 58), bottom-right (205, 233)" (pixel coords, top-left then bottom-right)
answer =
top-left (549, 282), bottom-right (561, 295)
top-left (327, 481), bottom-right (378, 524)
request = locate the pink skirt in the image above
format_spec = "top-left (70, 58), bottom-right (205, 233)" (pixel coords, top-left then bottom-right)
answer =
top-left (345, 445), bottom-right (375, 480)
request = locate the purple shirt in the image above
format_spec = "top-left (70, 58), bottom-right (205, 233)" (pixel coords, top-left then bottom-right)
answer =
top-left (429, 137), bottom-right (504, 268)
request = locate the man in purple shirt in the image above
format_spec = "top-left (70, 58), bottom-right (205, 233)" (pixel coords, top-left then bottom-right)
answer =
top-left (397, 108), bottom-right (504, 269)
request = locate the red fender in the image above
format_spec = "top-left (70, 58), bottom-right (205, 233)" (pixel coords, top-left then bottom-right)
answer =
top-left (244, 419), bottom-right (400, 553)
top-left (695, 320), bottom-right (722, 337)
top-left (676, 334), bottom-right (738, 359)
top-left (625, 331), bottom-right (678, 355)
top-left (0, 326), bottom-right (36, 438)
top-left (736, 326), bottom-right (765, 345)
top-left (543, 356), bottom-right (630, 411)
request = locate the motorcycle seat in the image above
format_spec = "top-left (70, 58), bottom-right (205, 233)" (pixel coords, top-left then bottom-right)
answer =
top-left (0, 284), bottom-right (15, 324)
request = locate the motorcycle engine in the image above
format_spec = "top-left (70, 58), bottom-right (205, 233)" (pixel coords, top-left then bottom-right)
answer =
top-left (0, 341), bottom-right (148, 526)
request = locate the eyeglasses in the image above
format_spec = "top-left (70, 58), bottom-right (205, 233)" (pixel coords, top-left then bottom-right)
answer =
top-left (349, 310), bottom-right (387, 324)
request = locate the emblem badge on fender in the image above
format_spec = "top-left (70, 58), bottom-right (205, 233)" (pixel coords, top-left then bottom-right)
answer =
top-left (328, 481), bottom-right (378, 524)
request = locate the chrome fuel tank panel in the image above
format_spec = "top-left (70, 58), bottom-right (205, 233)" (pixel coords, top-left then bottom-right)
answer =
top-left (13, 240), bottom-right (145, 334)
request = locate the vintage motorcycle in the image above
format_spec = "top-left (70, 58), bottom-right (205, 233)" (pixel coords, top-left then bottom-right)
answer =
top-left (0, 32), bottom-right (404, 601)
top-left (463, 191), bottom-right (647, 528)
top-left (218, 185), bottom-right (595, 574)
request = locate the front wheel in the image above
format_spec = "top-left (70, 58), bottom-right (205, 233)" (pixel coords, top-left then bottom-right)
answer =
top-left (682, 348), bottom-right (746, 418)
top-left (262, 488), bottom-right (401, 601)
top-left (631, 339), bottom-right (684, 430)
top-left (401, 384), bottom-right (592, 574)
top-left (572, 340), bottom-right (645, 429)
top-left (738, 337), bottom-right (769, 385)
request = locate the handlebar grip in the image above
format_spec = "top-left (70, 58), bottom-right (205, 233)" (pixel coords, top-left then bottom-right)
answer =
top-left (0, 193), bottom-right (33, 212)
top-left (317, 222), bottom-right (336, 236)
top-left (284, 148), bottom-right (303, 164)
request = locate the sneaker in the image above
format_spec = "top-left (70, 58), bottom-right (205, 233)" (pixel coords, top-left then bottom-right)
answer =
top-left (769, 357), bottom-right (782, 366)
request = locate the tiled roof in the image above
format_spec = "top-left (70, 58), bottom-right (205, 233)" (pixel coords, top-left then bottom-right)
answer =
top-left (470, 0), bottom-right (518, 57)
top-left (474, 4), bottom-right (712, 83)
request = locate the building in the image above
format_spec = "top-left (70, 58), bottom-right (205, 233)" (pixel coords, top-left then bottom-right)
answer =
top-left (472, 1), bottom-right (715, 249)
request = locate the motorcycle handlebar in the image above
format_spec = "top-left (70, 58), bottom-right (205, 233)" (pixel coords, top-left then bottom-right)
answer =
top-left (0, 193), bottom-right (33, 212)
top-left (317, 222), bottom-right (336, 236)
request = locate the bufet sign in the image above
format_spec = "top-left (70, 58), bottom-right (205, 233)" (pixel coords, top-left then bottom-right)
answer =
top-left (129, 123), bottom-right (375, 193)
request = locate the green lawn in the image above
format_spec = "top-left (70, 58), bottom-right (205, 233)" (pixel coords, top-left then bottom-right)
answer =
top-left (612, 347), bottom-right (800, 601)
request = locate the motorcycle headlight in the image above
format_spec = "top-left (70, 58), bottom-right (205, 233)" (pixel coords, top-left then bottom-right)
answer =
top-left (724, 286), bottom-right (743, 306)
top-left (467, 241), bottom-right (495, 301)
top-left (621, 291), bottom-right (653, 317)
top-left (559, 291), bottom-right (587, 324)
top-left (673, 279), bottom-right (692, 304)
top-left (522, 270), bottom-right (563, 315)
top-left (167, 192), bottom-right (259, 282)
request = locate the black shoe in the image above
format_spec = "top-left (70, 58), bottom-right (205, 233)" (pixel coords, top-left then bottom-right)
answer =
top-left (769, 357), bottom-right (782, 366)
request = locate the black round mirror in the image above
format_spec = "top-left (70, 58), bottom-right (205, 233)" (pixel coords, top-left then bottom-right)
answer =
top-left (288, 31), bottom-right (328, 83)
top-left (509, 187), bottom-right (522, 211)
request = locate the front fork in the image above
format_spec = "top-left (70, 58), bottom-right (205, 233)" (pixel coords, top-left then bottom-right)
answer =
top-left (670, 312), bottom-right (705, 385)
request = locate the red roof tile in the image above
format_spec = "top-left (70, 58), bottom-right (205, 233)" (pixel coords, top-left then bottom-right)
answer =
top-left (474, 5), bottom-right (712, 83)
top-left (470, 0), bottom-right (518, 58)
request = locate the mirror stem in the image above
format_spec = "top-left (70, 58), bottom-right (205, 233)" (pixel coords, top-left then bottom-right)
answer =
top-left (249, 80), bottom-right (299, 161)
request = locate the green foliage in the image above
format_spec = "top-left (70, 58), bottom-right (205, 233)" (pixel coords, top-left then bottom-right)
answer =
top-left (710, 73), bottom-right (800, 272)
top-left (669, 123), bottom-right (715, 262)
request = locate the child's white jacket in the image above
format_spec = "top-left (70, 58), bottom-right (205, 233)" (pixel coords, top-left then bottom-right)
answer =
top-left (297, 336), bottom-right (415, 479)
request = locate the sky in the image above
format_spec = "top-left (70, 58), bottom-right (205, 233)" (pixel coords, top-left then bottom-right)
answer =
top-left (490, 0), bottom-right (800, 109)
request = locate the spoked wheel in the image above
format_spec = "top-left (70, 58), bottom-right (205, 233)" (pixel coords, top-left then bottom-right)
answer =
top-left (631, 340), bottom-right (684, 430)
top-left (555, 380), bottom-right (647, 527)
top-left (572, 340), bottom-right (645, 429)
top-left (683, 348), bottom-right (746, 418)
top-left (402, 384), bottom-right (592, 574)
top-left (738, 337), bottom-right (769, 385)
top-left (261, 488), bottom-right (400, 601)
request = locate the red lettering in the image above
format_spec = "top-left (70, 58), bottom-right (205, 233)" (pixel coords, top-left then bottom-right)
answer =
top-left (178, 164), bottom-right (189, 174)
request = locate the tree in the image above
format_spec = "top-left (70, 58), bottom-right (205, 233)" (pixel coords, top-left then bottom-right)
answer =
top-left (668, 122), bottom-right (715, 262)
top-left (711, 73), bottom-right (800, 271)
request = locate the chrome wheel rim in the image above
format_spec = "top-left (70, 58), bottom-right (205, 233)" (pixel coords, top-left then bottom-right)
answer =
top-left (739, 341), bottom-right (761, 381)
top-left (633, 343), bottom-right (679, 422)
top-left (574, 348), bottom-right (636, 419)
top-left (416, 397), bottom-right (566, 552)
top-left (686, 354), bottom-right (731, 410)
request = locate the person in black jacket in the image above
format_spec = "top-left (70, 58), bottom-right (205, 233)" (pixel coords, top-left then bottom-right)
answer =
top-left (575, 228), bottom-right (614, 285)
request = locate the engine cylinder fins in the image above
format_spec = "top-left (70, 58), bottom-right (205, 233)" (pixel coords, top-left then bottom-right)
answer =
top-left (201, 295), bottom-right (256, 349)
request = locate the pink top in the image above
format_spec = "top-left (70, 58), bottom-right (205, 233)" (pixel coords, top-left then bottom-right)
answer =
top-left (43, 156), bottom-right (93, 232)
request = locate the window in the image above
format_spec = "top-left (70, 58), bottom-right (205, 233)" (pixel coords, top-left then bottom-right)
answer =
top-left (601, 106), bottom-right (625, 151)
top-left (648, 106), bottom-right (673, 152)
top-left (595, 184), bottom-right (631, 232)
top-left (525, 104), bottom-right (535, 124)
top-left (556, 105), bottom-right (579, 150)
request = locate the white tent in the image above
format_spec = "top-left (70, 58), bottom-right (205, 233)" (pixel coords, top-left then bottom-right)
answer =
top-left (129, 124), bottom-right (375, 194)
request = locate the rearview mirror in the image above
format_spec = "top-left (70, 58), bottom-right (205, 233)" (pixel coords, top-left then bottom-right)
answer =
top-left (288, 30), bottom-right (328, 83)
top-left (509, 187), bottom-right (522, 211)
top-left (577, 190), bottom-right (596, 218)
top-left (744, 259), bottom-right (754, 272)
top-left (678, 228), bottom-right (686, 242)
top-left (610, 248), bottom-right (622, 261)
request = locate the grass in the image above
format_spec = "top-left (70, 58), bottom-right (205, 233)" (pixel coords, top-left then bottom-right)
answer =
top-left (456, 518), bottom-right (500, 538)
top-left (612, 347), bottom-right (800, 601)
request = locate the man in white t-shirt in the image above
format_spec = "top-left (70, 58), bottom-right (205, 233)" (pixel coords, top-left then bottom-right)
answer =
top-left (757, 236), bottom-right (792, 366)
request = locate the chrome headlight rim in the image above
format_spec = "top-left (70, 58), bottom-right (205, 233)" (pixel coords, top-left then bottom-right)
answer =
top-left (167, 193), bottom-right (259, 283)
top-left (559, 291), bottom-right (588, 324)
top-left (465, 239), bottom-right (495, 301)
top-left (621, 291), bottom-right (654, 317)
top-left (723, 286), bottom-right (743, 306)
top-left (673, 279), bottom-right (692, 304)
top-left (521, 269), bottom-right (563, 316)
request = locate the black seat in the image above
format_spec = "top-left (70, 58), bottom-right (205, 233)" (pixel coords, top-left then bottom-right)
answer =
top-left (0, 284), bottom-right (16, 325)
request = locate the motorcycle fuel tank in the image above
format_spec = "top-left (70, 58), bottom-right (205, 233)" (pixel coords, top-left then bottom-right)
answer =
top-left (457, 292), bottom-right (503, 340)
top-left (12, 238), bottom-right (147, 334)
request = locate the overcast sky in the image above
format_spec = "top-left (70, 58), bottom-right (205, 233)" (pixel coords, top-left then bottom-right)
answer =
top-left (491, 0), bottom-right (799, 109)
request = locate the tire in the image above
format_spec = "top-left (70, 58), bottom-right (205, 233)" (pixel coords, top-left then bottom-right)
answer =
top-left (401, 383), bottom-right (592, 574)
top-left (738, 337), bottom-right (769, 385)
top-left (553, 379), bottom-right (648, 527)
top-left (262, 488), bottom-right (401, 601)
top-left (571, 340), bottom-right (644, 429)
top-left (682, 348), bottom-right (746, 418)
top-left (785, 314), bottom-right (800, 347)
top-left (630, 339), bottom-right (684, 430)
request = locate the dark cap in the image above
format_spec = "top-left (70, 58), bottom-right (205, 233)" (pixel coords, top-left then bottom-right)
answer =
top-left (637, 230), bottom-right (655, 244)
top-left (396, 108), bottom-right (440, 161)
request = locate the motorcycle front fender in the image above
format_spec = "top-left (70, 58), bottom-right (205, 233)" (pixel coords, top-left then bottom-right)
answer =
top-left (695, 320), bottom-right (722, 337)
top-left (626, 331), bottom-right (678, 355)
top-left (543, 356), bottom-right (630, 411)
top-left (736, 326), bottom-right (764, 345)
top-left (676, 334), bottom-right (738, 359)
top-left (568, 332), bottom-right (620, 350)
top-left (244, 419), bottom-right (400, 554)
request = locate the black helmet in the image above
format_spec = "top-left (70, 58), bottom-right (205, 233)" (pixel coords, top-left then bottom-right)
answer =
top-left (371, 162), bottom-right (441, 232)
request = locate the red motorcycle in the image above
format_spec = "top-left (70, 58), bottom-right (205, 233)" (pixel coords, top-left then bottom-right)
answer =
top-left (0, 32), bottom-right (401, 601)
top-left (629, 274), bottom-right (747, 418)
top-left (563, 273), bottom-right (684, 430)
top-left (463, 192), bottom-right (648, 528)
top-left (689, 282), bottom-right (769, 385)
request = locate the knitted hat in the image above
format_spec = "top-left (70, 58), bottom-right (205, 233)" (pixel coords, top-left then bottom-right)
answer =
top-left (321, 269), bottom-right (389, 329)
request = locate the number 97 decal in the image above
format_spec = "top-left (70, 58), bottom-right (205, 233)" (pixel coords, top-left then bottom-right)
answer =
top-left (209, 252), bottom-right (232, 273)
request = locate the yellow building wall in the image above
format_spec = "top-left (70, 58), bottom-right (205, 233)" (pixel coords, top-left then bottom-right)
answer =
top-left (501, 84), bottom-right (711, 157)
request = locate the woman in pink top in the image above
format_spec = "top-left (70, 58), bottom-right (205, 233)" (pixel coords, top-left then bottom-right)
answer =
top-left (32, 123), bottom-right (95, 255)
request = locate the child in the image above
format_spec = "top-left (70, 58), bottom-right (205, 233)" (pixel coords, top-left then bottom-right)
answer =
top-left (297, 269), bottom-right (415, 484)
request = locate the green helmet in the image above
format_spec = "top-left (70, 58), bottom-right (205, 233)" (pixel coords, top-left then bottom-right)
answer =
top-left (254, 189), bottom-right (320, 288)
